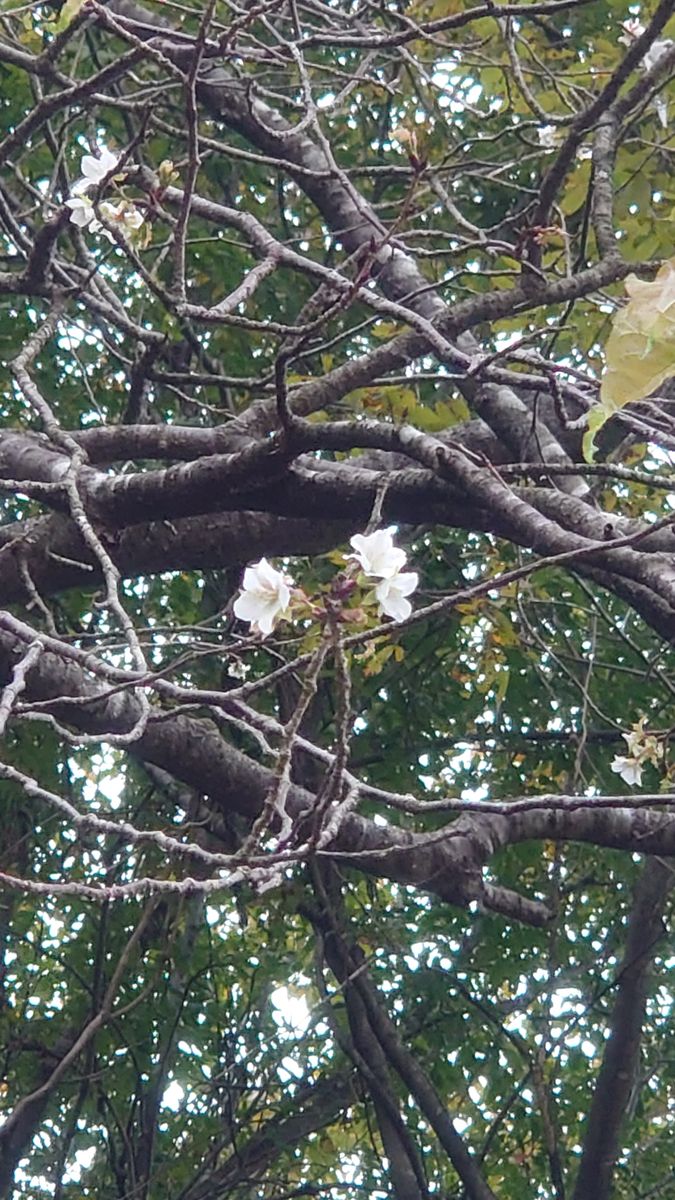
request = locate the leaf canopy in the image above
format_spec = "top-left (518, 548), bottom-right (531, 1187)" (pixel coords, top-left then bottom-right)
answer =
top-left (1, 1), bottom-right (675, 1198)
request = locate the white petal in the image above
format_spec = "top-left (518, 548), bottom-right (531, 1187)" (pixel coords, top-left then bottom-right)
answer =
top-left (241, 563), bottom-right (265, 593)
top-left (99, 200), bottom-right (122, 219)
top-left (252, 607), bottom-right (278, 636)
top-left (71, 148), bottom-right (120, 196)
top-left (377, 589), bottom-right (412, 621)
top-left (97, 147), bottom-right (120, 175)
top-left (276, 581), bottom-right (291, 611)
top-left (82, 148), bottom-right (118, 182)
top-left (250, 560), bottom-right (291, 605)
top-left (392, 571), bottom-right (418, 597)
top-left (65, 197), bottom-right (96, 228)
top-left (80, 153), bottom-right (106, 181)
top-left (349, 529), bottom-right (407, 577)
top-left (655, 96), bottom-right (668, 128)
top-left (610, 756), bottom-right (643, 786)
top-left (375, 572), bottom-right (418, 621)
top-left (348, 534), bottom-right (369, 564)
top-left (253, 557), bottom-right (285, 588)
top-left (234, 593), bottom-right (280, 636)
top-left (70, 177), bottom-right (95, 196)
top-left (233, 592), bottom-right (265, 623)
top-left (123, 206), bottom-right (144, 230)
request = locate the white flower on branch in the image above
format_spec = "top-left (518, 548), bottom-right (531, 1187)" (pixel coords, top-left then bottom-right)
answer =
top-left (65, 195), bottom-right (98, 230)
top-left (621, 717), bottom-right (658, 761)
top-left (65, 197), bottom-right (143, 244)
top-left (349, 528), bottom-right (407, 579)
top-left (618, 18), bottom-right (644, 44)
top-left (537, 125), bottom-right (558, 151)
top-left (375, 572), bottom-right (419, 622)
top-left (618, 19), bottom-right (672, 127)
top-left (610, 755), bottom-right (644, 787)
top-left (71, 146), bottom-right (120, 196)
top-left (609, 718), bottom-right (661, 788)
top-left (64, 196), bottom-right (113, 242)
top-left (233, 558), bottom-right (293, 637)
top-left (100, 200), bottom-right (144, 237)
top-left (349, 529), bottom-right (419, 622)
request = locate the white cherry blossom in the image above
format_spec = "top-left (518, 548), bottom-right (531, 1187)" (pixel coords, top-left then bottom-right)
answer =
top-left (233, 558), bottom-right (292, 636)
top-left (349, 528), bottom-right (407, 579)
top-left (618, 18), bottom-right (644, 45)
top-left (375, 571), bottom-right (418, 622)
top-left (71, 146), bottom-right (120, 196)
top-left (610, 755), bottom-right (643, 787)
top-left (537, 125), bottom-right (558, 150)
top-left (65, 195), bottom-right (98, 229)
top-left (100, 200), bottom-right (144, 237)
top-left (66, 196), bottom-right (144, 243)
top-left (643, 44), bottom-right (672, 127)
top-left (65, 196), bottom-right (115, 242)
top-left (618, 20), bottom-right (671, 127)
top-left (622, 718), bottom-right (652, 759)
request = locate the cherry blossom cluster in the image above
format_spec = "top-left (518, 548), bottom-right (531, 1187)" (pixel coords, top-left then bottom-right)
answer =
top-left (233, 529), bottom-right (418, 638)
top-left (347, 529), bottom-right (418, 621)
top-left (610, 718), bottom-right (660, 787)
top-left (65, 146), bottom-right (144, 241)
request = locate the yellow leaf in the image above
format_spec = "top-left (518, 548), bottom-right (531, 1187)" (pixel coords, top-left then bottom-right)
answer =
top-left (582, 405), bottom-right (607, 463)
top-left (348, 385), bottom-right (418, 422)
top-left (371, 321), bottom-right (404, 339)
top-left (586, 258), bottom-right (675, 459)
top-left (362, 643), bottom-right (394, 677)
top-left (415, 395), bottom-right (471, 432)
top-left (18, 18), bottom-right (41, 48)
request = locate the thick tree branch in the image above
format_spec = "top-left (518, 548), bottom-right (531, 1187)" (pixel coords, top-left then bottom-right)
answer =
top-left (572, 859), bottom-right (674, 1200)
